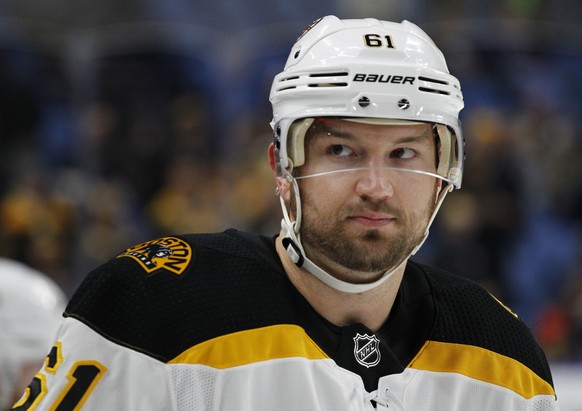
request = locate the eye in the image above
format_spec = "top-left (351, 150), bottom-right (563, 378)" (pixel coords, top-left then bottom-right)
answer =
top-left (390, 147), bottom-right (416, 159)
top-left (328, 144), bottom-right (353, 157)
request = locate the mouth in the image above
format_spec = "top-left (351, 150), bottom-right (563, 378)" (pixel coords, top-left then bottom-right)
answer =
top-left (347, 212), bottom-right (396, 228)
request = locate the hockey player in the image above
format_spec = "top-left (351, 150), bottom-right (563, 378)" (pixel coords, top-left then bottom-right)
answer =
top-left (0, 259), bottom-right (65, 411)
top-left (12, 16), bottom-right (557, 410)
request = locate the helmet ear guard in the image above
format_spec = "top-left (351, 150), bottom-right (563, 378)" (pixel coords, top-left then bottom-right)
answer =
top-left (287, 118), bottom-right (313, 169)
top-left (435, 123), bottom-right (463, 188)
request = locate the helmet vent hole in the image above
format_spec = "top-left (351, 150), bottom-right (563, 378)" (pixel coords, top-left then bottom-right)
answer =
top-left (418, 76), bottom-right (452, 95)
top-left (418, 76), bottom-right (448, 85)
top-left (419, 87), bottom-right (450, 95)
top-left (308, 83), bottom-right (348, 88)
top-left (309, 71), bottom-right (349, 78)
top-left (307, 71), bottom-right (349, 88)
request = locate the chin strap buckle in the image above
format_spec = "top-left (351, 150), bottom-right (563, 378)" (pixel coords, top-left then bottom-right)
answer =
top-left (282, 237), bottom-right (304, 267)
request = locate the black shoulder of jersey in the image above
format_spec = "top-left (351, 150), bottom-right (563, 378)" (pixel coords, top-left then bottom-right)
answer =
top-left (412, 261), bottom-right (554, 388)
top-left (64, 229), bottom-right (300, 362)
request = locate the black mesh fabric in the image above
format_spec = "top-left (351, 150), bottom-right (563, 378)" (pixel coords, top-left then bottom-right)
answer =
top-left (418, 263), bottom-right (554, 387)
top-left (65, 230), bottom-right (300, 362)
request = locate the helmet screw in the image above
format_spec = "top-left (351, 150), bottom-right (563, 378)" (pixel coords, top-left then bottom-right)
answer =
top-left (398, 99), bottom-right (410, 110)
top-left (358, 96), bottom-right (370, 108)
top-left (274, 126), bottom-right (281, 149)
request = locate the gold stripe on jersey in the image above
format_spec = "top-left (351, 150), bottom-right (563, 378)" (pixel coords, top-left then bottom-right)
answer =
top-left (168, 324), bottom-right (329, 368)
top-left (408, 340), bottom-right (555, 399)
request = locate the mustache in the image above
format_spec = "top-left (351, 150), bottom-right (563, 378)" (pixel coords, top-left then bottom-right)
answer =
top-left (343, 198), bottom-right (403, 218)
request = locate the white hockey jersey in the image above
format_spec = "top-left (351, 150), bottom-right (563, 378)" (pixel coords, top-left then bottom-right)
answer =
top-left (12, 230), bottom-right (558, 410)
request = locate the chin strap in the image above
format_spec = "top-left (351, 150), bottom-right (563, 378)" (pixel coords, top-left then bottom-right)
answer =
top-left (278, 171), bottom-right (404, 294)
top-left (280, 216), bottom-right (404, 294)
top-left (410, 183), bottom-right (454, 256)
top-left (278, 168), bottom-right (454, 294)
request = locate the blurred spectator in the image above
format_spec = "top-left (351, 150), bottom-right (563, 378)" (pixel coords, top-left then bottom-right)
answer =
top-left (147, 156), bottom-right (224, 234)
top-left (0, 258), bottom-right (66, 410)
top-left (563, 260), bottom-right (582, 359)
top-left (0, 166), bottom-right (76, 291)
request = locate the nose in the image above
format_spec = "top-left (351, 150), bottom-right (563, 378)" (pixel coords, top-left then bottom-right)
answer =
top-left (354, 166), bottom-right (394, 200)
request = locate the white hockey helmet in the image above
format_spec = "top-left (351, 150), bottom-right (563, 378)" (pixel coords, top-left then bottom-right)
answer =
top-left (270, 15), bottom-right (464, 188)
top-left (0, 258), bottom-right (66, 409)
top-left (269, 16), bottom-right (465, 294)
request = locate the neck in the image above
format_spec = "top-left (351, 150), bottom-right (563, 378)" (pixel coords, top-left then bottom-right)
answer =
top-left (276, 232), bottom-right (405, 332)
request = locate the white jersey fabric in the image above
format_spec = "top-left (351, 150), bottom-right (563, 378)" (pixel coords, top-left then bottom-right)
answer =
top-left (12, 230), bottom-right (558, 410)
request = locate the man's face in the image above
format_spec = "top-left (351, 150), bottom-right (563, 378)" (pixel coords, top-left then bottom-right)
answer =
top-left (294, 118), bottom-right (440, 283)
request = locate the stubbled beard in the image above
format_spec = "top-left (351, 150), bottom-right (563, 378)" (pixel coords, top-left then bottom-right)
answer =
top-left (299, 197), bottom-right (432, 275)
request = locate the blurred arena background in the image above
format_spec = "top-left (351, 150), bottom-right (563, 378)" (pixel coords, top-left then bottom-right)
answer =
top-left (0, 0), bottom-right (580, 407)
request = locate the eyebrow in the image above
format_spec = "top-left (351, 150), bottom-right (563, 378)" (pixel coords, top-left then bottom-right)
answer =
top-left (311, 119), bottom-right (434, 146)
top-left (392, 132), bottom-right (434, 146)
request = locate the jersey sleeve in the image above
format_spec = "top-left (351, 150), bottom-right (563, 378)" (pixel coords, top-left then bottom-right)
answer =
top-left (11, 235), bottom-right (195, 411)
top-left (12, 317), bottom-right (176, 411)
top-left (418, 263), bottom-right (558, 407)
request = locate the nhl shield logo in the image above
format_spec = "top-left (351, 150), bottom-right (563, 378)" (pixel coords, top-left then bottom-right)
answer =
top-left (353, 333), bottom-right (381, 368)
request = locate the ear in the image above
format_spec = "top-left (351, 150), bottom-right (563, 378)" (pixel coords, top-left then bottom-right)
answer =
top-left (268, 142), bottom-right (277, 175)
top-left (268, 143), bottom-right (291, 201)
